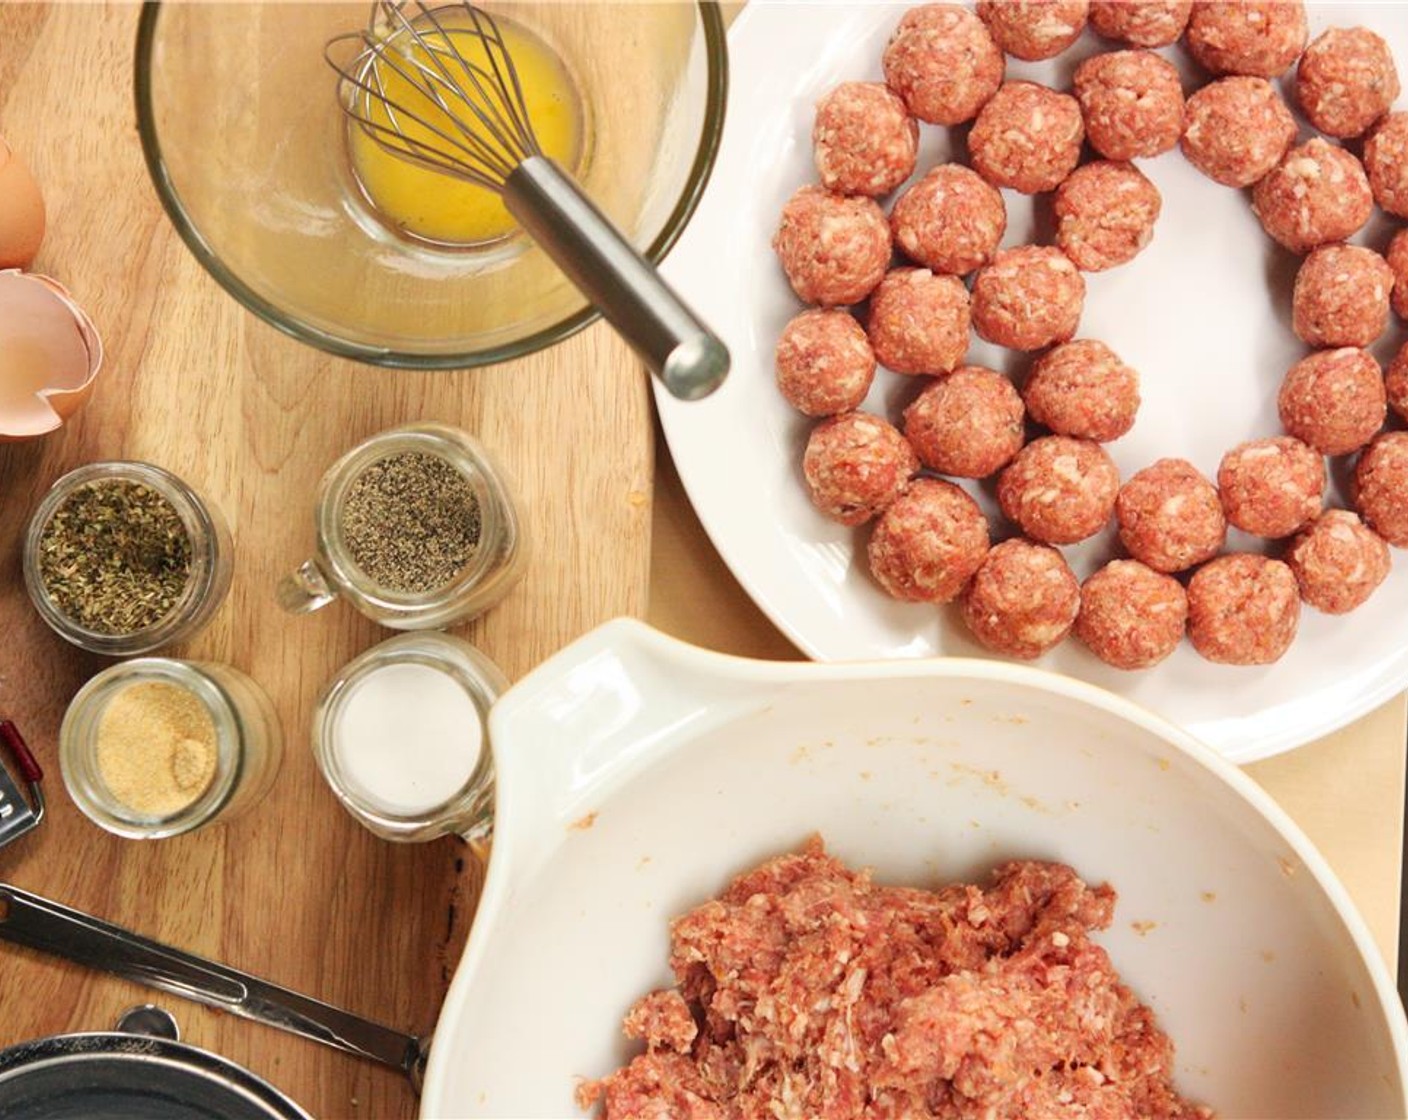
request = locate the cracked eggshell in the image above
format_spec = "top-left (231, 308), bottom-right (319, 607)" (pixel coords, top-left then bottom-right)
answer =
top-left (0, 138), bottom-right (45, 270)
top-left (0, 270), bottom-right (103, 441)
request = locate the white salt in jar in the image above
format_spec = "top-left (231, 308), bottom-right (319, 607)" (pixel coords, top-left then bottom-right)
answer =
top-left (311, 632), bottom-right (505, 843)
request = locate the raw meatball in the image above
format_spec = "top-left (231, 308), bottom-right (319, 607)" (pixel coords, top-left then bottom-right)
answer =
top-left (1354, 431), bottom-right (1408, 547)
top-left (1364, 112), bottom-right (1408, 219)
top-left (775, 309), bottom-right (876, 416)
top-left (1278, 348), bottom-right (1386, 456)
top-left (1089, 0), bottom-right (1192, 47)
top-left (1286, 509), bottom-right (1391, 614)
top-left (971, 246), bottom-right (1085, 351)
top-left (1053, 161), bottom-right (1162, 272)
top-left (890, 165), bottom-right (1006, 276)
top-left (1388, 229), bottom-right (1408, 319)
top-left (976, 0), bottom-right (1089, 61)
top-left (883, 4), bottom-right (1005, 126)
top-left (803, 412), bottom-right (918, 526)
top-left (1186, 553), bottom-right (1300, 665)
top-left (960, 538), bottom-right (1081, 659)
top-left (866, 268), bottom-right (971, 376)
top-left (1185, 0), bottom-right (1309, 79)
top-left (997, 435), bottom-right (1120, 544)
top-left (867, 478), bottom-right (990, 602)
top-left (1250, 139), bottom-right (1373, 254)
top-left (1218, 436), bottom-right (1324, 538)
top-left (773, 185), bottom-right (892, 307)
top-left (1386, 341), bottom-right (1408, 423)
top-left (1295, 27), bottom-right (1399, 140)
top-left (1117, 458), bottom-right (1227, 573)
top-left (1073, 50), bottom-right (1185, 161)
top-left (903, 366), bottom-right (1025, 478)
top-left (1291, 244), bottom-right (1393, 349)
top-left (1181, 76), bottom-right (1296, 187)
top-left (813, 82), bottom-right (919, 198)
top-left (1024, 339), bottom-right (1140, 442)
top-left (1075, 560), bottom-right (1188, 670)
top-left (969, 82), bottom-right (1085, 194)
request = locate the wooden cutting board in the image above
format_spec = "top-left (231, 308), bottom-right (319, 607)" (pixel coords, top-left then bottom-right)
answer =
top-left (0, 5), bottom-right (652, 1116)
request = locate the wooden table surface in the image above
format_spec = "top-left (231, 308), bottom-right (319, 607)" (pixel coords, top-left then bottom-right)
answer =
top-left (2, 4), bottom-right (1405, 1120)
top-left (0, 6), bottom-right (651, 1118)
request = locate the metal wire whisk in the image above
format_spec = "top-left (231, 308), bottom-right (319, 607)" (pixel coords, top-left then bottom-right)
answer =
top-left (326, 2), bottom-right (729, 401)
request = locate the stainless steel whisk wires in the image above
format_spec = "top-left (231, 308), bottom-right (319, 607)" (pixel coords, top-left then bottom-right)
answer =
top-left (325, 2), bottom-right (729, 402)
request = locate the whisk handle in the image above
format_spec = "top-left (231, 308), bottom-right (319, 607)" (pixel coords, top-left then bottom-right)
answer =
top-left (504, 157), bottom-right (729, 402)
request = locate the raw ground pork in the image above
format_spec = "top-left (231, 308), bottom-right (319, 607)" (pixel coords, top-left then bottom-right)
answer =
top-left (579, 840), bottom-right (1212, 1119)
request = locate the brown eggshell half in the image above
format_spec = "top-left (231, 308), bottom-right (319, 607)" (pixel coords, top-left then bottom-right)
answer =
top-left (0, 138), bottom-right (46, 270)
top-left (0, 270), bottom-right (103, 441)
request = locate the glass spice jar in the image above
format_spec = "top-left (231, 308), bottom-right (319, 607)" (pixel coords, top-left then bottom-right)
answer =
top-left (278, 422), bottom-right (528, 630)
top-left (59, 658), bottom-right (283, 840)
top-left (311, 632), bottom-right (504, 844)
top-left (22, 462), bottom-right (234, 656)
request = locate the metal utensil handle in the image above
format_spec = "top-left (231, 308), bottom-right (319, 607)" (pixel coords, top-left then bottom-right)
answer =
top-left (504, 156), bottom-right (730, 402)
top-left (0, 884), bottom-right (428, 1089)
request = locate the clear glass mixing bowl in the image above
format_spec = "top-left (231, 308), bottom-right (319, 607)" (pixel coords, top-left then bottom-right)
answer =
top-left (134, 2), bottom-right (727, 368)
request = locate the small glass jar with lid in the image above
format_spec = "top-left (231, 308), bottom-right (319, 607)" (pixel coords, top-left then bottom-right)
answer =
top-left (60, 658), bottom-right (283, 840)
top-left (23, 461), bottom-right (234, 656)
top-left (311, 632), bottom-right (504, 845)
top-left (278, 422), bottom-right (528, 630)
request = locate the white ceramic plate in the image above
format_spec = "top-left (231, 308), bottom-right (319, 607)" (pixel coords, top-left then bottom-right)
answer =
top-left (420, 620), bottom-right (1408, 1118)
top-left (656, 2), bottom-right (1408, 763)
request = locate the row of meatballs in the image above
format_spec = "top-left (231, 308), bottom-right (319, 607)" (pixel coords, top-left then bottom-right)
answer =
top-left (771, 0), bottom-right (1408, 669)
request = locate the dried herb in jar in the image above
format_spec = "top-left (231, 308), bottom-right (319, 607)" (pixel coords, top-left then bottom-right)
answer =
top-left (341, 452), bottom-right (482, 594)
top-left (38, 480), bottom-right (193, 635)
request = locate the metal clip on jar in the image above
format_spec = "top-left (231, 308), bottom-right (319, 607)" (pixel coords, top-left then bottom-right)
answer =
top-left (23, 462), bottom-right (233, 656)
top-left (60, 659), bottom-right (283, 840)
top-left (311, 633), bottom-right (504, 846)
top-left (277, 423), bottom-right (527, 630)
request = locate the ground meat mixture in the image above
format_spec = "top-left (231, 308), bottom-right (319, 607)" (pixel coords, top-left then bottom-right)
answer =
top-left (1364, 112), bottom-right (1408, 220)
top-left (1286, 509), bottom-right (1391, 614)
top-left (1023, 339), bottom-right (1141, 442)
top-left (803, 412), bottom-right (920, 527)
top-left (1277, 347), bottom-right (1386, 457)
top-left (1295, 27), bottom-right (1399, 140)
top-left (1354, 431), bottom-right (1408, 547)
top-left (961, 538), bottom-right (1082, 658)
top-left (1186, 553), bottom-right (1300, 665)
top-left (1117, 458), bottom-right (1227, 573)
top-left (1076, 559), bottom-right (1189, 669)
top-left (976, 0), bottom-right (1089, 61)
top-left (1217, 436), bottom-right (1325, 539)
top-left (1291, 244), bottom-right (1393, 349)
top-left (776, 309), bottom-right (877, 417)
top-left (580, 843), bottom-right (1212, 1119)
top-left (1073, 50), bottom-right (1185, 161)
top-left (814, 82), bottom-right (919, 198)
top-left (867, 478), bottom-right (990, 602)
top-left (968, 81), bottom-right (1085, 194)
top-left (971, 245), bottom-right (1085, 350)
top-left (774, 185), bottom-right (893, 307)
top-left (1180, 76), bottom-right (1296, 187)
top-left (1089, 0), bottom-right (1192, 47)
top-left (883, 4), bottom-right (1006, 126)
top-left (903, 366), bottom-right (1026, 478)
top-left (867, 268), bottom-right (972, 376)
top-left (997, 435), bottom-right (1121, 544)
top-left (1388, 229), bottom-right (1408, 320)
top-left (1387, 341), bottom-right (1408, 423)
top-left (1054, 160), bottom-right (1162, 272)
top-left (891, 164), bottom-right (1007, 276)
top-left (1185, 0), bottom-right (1308, 79)
top-left (1250, 139), bottom-right (1373, 254)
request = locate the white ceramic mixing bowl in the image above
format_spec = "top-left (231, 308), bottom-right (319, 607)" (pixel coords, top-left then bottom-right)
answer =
top-left (421, 619), bottom-right (1408, 1118)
